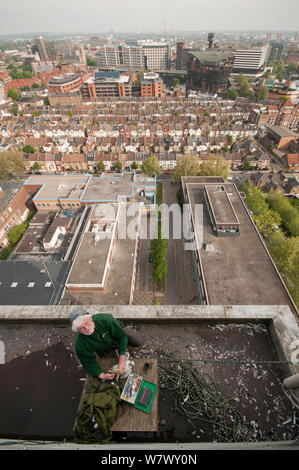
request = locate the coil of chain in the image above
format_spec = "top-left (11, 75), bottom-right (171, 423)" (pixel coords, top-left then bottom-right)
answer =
top-left (158, 351), bottom-right (249, 442)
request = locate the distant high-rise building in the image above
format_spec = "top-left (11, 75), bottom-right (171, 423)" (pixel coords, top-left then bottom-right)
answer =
top-left (95, 43), bottom-right (170, 70)
top-left (35, 36), bottom-right (56, 61)
top-left (267, 42), bottom-right (284, 64)
top-left (95, 46), bottom-right (120, 68)
top-left (266, 32), bottom-right (272, 42)
top-left (232, 45), bottom-right (269, 76)
top-left (90, 36), bottom-right (112, 48)
top-left (176, 42), bottom-right (192, 70)
top-left (187, 50), bottom-right (233, 93)
top-left (121, 45), bottom-right (144, 69)
top-left (142, 43), bottom-right (170, 70)
top-left (295, 32), bottom-right (299, 42)
top-left (276, 32), bottom-right (282, 42)
top-left (36, 36), bottom-right (48, 61)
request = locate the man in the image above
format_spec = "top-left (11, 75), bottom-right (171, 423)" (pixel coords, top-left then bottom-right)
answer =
top-left (70, 309), bottom-right (143, 381)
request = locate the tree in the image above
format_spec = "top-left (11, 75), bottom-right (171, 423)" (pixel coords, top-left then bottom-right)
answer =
top-left (252, 209), bottom-right (281, 238)
top-left (114, 160), bottom-right (122, 171)
top-left (23, 145), bottom-right (35, 154)
top-left (287, 62), bottom-right (297, 75)
top-left (8, 223), bottom-right (28, 245)
top-left (141, 156), bottom-right (161, 177)
top-left (226, 134), bottom-right (233, 145)
top-left (32, 83), bottom-right (40, 89)
top-left (255, 85), bottom-right (269, 101)
top-left (10, 103), bottom-right (19, 115)
top-left (131, 161), bottom-right (138, 170)
top-left (32, 162), bottom-right (41, 171)
top-left (266, 190), bottom-right (299, 237)
top-left (8, 88), bottom-right (19, 101)
top-left (236, 73), bottom-right (251, 96)
top-left (0, 149), bottom-right (25, 180)
top-left (242, 161), bottom-right (252, 171)
top-left (228, 89), bottom-right (238, 100)
top-left (86, 56), bottom-right (96, 66)
top-left (240, 183), bottom-right (268, 215)
top-left (172, 154), bottom-right (201, 182)
top-left (199, 154), bottom-right (229, 181)
top-left (151, 223), bottom-right (168, 286)
top-left (277, 59), bottom-right (285, 75)
top-left (268, 231), bottom-right (299, 308)
top-left (97, 161), bottom-right (105, 171)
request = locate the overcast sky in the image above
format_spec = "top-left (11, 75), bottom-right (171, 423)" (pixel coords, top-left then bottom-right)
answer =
top-left (0, 0), bottom-right (298, 35)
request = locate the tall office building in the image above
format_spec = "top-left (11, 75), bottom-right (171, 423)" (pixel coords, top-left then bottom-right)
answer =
top-left (95, 43), bottom-right (170, 70)
top-left (35, 36), bottom-right (56, 61)
top-left (142, 43), bottom-right (170, 70)
top-left (121, 46), bottom-right (143, 68)
top-left (187, 50), bottom-right (233, 93)
top-left (232, 45), bottom-right (269, 76)
top-left (95, 46), bottom-right (120, 67)
top-left (267, 42), bottom-right (284, 64)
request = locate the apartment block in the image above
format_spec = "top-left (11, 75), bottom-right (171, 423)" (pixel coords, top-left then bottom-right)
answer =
top-left (48, 72), bottom-right (92, 93)
top-left (232, 45), bottom-right (269, 76)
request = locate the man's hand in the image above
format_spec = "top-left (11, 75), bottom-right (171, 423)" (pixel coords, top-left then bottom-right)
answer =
top-left (99, 371), bottom-right (116, 381)
top-left (117, 354), bottom-right (127, 377)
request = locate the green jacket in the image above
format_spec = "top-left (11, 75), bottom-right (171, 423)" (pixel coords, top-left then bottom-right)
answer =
top-left (75, 313), bottom-right (128, 378)
top-left (74, 376), bottom-right (122, 444)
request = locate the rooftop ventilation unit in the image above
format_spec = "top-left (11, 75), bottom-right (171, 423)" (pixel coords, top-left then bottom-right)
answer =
top-left (204, 243), bottom-right (214, 252)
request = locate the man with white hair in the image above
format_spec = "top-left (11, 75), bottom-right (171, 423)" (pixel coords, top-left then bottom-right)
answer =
top-left (70, 309), bottom-right (142, 381)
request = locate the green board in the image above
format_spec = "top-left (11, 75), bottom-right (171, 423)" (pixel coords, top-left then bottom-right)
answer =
top-left (134, 380), bottom-right (157, 414)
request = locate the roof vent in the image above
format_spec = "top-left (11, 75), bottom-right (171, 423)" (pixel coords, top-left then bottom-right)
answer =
top-left (204, 243), bottom-right (214, 252)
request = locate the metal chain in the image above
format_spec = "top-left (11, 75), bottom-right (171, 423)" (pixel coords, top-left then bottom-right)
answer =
top-left (158, 352), bottom-right (249, 442)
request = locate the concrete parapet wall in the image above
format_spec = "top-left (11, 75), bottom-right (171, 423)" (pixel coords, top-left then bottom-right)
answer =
top-left (0, 304), bottom-right (298, 375)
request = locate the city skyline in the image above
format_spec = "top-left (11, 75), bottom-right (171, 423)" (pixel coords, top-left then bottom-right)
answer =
top-left (0, 0), bottom-right (298, 36)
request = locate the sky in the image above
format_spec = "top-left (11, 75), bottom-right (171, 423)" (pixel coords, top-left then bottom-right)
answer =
top-left (0, 0), bottom-right (298, 35)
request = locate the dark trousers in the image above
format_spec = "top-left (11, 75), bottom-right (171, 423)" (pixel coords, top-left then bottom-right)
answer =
top-left (123, 327), bottom-right (144, 348)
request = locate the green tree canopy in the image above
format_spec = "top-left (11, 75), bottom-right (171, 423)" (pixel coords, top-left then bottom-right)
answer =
top-left (287, 62), bottom-right (297, 75)
top-left (141, 156), bottom-right (161, 177)
top-left (8, 88), bottom-right (19, 101)
top-left (10, 103), bottom-right (19, 115)
top-left (86, 56), bottom-right (96, 66)
top-left (131, 161), bottom-right (138, 170)
top-left (23, 145), bottom-right (35, 154)
top-left (266, 190), bottom-right (299, 237)
top-left (255, 85), bottom-right (269, 101)
top-left (236, 73), bottom-right (251, 96)
top-left (8, 223), bottom-right (28, 245)
top-left (32, 162), bottom-right (41, 170)
top-left (228, 89), bottom-right (238, 100)
top-left (252, 209), bottom-right (281, 238)
top-left (199, 154), bottom-right (229, 181)
top-left (114, 160), bottom-right (122, 171)
top-left (97, 160), bottom-right (105, 171)
top-left (172, 154), bottom-right (201, 182)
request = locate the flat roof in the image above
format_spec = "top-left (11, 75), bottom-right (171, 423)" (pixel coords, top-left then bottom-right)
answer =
top-left (188, 50), bottom-right (233, 65)
top-left (0, 260), bottom-right (70, 305)
top-left (25, 173), bottom-right (155, 205)
top-left (204, 185), bottom-right (239, 226)
top-left (184, 178), bottom-right (296, 308)
top-left (25, 175), bottom-right (90, 201)
top-left (82, 174), bottom-right (134, 202)
top-left (266, 124), bottom-right (297, 138)
top-left (63, 203), bottom-right (138, 301)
